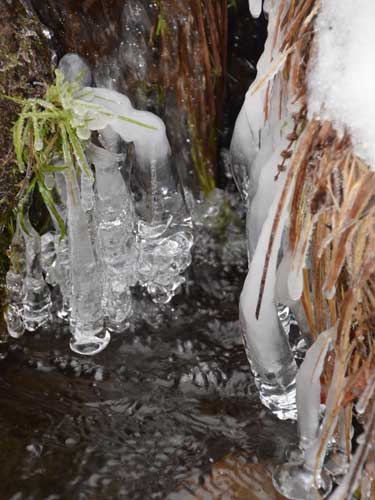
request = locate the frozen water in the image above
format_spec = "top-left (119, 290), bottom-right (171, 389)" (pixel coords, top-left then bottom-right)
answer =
top-left (88, 143), bottom-right (136, 331)
top-left (240, 170), bottom-right (297, 420)
top-left (21, 212), bottom-right (52, 332)
top-left (235, 0), bottom-right (299, 420)
top-left (64, 168), bottom-right (109, 355)
top-left (58, 53), bottom-right (92, 87)
top-left (41, 231), bottom-right (57, 286)
top-left (4, 219), bottom-right (26, 338)
top-left (296, 328), bottom-right (334, 450)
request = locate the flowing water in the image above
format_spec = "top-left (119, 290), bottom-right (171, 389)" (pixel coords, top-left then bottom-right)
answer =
top-left (0, 196), bottom-right (295, 499)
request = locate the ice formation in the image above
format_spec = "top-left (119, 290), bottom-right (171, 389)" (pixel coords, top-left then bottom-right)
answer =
top-left (235, 0), bottom-right (299, 420)
top-left (64, 167), bottom-right (109, 355)
top-left (5, 53), bottom-right (193, 354)
top-left (4, 218), bottom-right (26, 338)
top-left (239, 170), bottom-right (297, 420)
top-left (88, 144), bottom-right (136, 331)
top-left (296, 327), bottom-right (334, 452)
top-left (272, 328), bottom-right (335, 499)
top-left (21, 211), bottom-right (52, 332)
top-left (308, 0), bottom-right (375, 169)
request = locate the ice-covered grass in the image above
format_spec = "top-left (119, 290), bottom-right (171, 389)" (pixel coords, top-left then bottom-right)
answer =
top-left (308, 0), bottom-right (375, 169)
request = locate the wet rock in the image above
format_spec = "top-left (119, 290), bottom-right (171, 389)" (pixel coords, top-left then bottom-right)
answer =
top-left (0, 0), bottom-right (54, 335)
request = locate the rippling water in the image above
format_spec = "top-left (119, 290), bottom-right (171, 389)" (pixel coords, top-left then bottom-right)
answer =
top-left (0, 200), bottom-right (295, 499)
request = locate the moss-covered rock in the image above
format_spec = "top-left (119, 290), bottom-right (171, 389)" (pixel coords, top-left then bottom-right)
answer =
top-left (0, 0), bottom-right (54, 336)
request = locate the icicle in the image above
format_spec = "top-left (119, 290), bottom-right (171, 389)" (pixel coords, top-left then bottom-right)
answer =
top-left (297, 328), bottom-right (335, 450)
top-left (325, 407), bottom-right (352, 477)
top-left (275, 250), bottom-right (311, 358)
top-left (4, 218), bottom-right (26, 338)
top-left (41, 231), bottom-right (57, 286)
top-left (64, 168), bottom-right (109, 355)
top-left (249, 0), bottom-right (262, 18)
top-left (305, 357), bottom-right (347, 478)
top-left (21, 210), bottom-right (52, 332)
top-left (42, 171), bottom-right (71, 321)
top-left (240, 170), bottom-right (297, 421)
top-left (272, 328), bottom-right (335, 499)
top-left (87, 143), bottom-right (136, 331)
top-left (230, 107), bottom-right (253, 204)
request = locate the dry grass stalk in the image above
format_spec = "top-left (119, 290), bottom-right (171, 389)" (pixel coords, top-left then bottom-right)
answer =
top-left (259, 0), bottom-right (375, 488)
top-left (157, 0), bottom-right (228, 191)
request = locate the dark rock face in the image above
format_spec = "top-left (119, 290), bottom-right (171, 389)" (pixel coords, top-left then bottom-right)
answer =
top-left (0, 0), bottom-right (54, 334)
top-left (0, 0), bottom-right (54, 225)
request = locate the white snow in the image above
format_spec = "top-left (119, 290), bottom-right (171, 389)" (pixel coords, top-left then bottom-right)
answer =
top-left (308, 0), bottom-right (375, 169)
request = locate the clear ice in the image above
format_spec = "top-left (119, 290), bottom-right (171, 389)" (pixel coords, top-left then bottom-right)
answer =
top-left (6, 52), bottom-right (193, 352)
top-left (235, 0), bottom-right (298, 420)
top-left (64, 167), bottom-right (109, 355)
top-left (87, 143), bottom-right (136, 331)
top-left (4, 218), bottom-right (26, 338)
top-left (21, 210), bottom-right (52, 332)
top-left (75, 86), bottom-right (193, 303)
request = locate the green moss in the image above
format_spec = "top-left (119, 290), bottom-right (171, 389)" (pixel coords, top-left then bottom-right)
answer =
top-left (0, 0), bottom-right (54, 330)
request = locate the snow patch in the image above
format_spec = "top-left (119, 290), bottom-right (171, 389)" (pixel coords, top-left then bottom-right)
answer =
top-left (308, 0), bottom-right (375, 169)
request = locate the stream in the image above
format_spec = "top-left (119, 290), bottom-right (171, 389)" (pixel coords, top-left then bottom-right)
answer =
top-left (0, 196), bottom-right (295, 499)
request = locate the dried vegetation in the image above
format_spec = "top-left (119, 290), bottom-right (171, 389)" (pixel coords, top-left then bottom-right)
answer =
top-left (258, 0), bottom-right (375, 493)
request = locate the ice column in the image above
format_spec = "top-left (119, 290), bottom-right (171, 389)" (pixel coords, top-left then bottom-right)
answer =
top-left (42, 171), bottom-right (72, 321)
top-left (64, 168), bottom-right (109, 355)
top-left (21, 210), bottom-right (52, 331)
top-left (273, 328), bottom-right (334, 499)
top-left (240, 173), bottom-right (297, 420)
top-left (4, 218), bottom-right (26, 338)
top-left (234, 0), bottom-right (302, 419)
top-left (87, 143), bottom-right (136, 331)
top-left (41, 231), bottom-right (57, 287)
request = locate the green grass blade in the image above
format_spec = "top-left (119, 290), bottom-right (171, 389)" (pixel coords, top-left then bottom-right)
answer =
top-left (43, 164), bottom-right (67, 173)
top-left (65, 122), bottom-right (92, 179)
top-left (116, 114), bottom-right (157, 130)
top-left (18, 205), bottom-right (31, 237)
top-left (13, 114), bottom-right (27, 172)
top-left (38, 179), bottom-right (66, 240)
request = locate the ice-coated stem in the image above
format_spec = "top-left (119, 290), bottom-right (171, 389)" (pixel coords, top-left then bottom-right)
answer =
top-left (240, 173), bottom-right (297, 420)
top-left (43, 171), bottom-right (72, 321)
top-left (325, 406), bottom-right (352, 477)
top-left (297, 328), bottom-right (334, 449)
top-left (272, 328), bottom-right (335, 499)
top-left (21, 209), bottom-right (52, 332)
top-left (88, 143), bottom-right (136, 331)
top-left (64, 168), bottom-right (109, 355)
